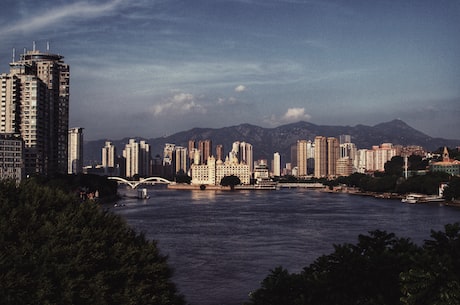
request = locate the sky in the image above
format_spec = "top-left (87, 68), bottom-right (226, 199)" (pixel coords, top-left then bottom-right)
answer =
top-left (0, 0), bottom-right (459, 141)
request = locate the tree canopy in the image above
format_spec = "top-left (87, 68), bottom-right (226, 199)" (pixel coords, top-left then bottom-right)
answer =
top-left (0, 180), bottom-right (185, 305)
top-left (220, 175), bottom-right (241, 190)
top-left (245, 224), bottom-right (460, 305)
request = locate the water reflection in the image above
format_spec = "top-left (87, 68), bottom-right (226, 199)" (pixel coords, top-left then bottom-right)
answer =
top-left (190, 189), bottom-right (217, 202)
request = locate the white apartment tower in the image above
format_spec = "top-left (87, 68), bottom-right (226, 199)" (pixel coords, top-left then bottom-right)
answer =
top-left (273, 152), bottom-right (281, 177)
top-left (0, 45), bottom-right (70, 175)
top-left (123, 139), bottom-right (151, 178)
top-left (102, 141), bottom-right (117, 175)
top-left (68, 127), bottom-right (83, 174)
top-left (230, 141), bottom-right (253, 173)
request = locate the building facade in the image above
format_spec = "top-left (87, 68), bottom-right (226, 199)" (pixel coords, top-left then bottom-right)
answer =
top-left (102, 141), bottom-right (118, 175)
top-left (0, 46), bottom-right (70, 176)
top-left (297, 140), bottom-right (308, 177)
top-left (191, 156), bottom-right (250, 185)
top-left (273, 152), bottom-right (281, 177)
top-left (0, 133), bottom-right (24, 182)
top-left (123, 139), bottom-right (151, 178)
top-left (68, 127), bottom-right (83, 174)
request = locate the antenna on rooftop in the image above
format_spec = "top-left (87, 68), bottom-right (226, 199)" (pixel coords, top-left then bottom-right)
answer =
top-left (46, 41), bottom-right (50, 51)
top-left (33, 41), bottom-right (36, 51)
top-left (12, 48), bottom-right (15, 63)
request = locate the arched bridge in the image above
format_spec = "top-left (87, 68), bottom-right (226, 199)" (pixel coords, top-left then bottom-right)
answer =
top-left (108, 176), bottom-right (172, 189)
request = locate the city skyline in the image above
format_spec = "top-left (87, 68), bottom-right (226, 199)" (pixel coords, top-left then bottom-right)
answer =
top-left (1, 0), bottom-right (459, 141)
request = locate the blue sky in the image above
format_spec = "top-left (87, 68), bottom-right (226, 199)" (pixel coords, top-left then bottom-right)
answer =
top-left (0, 0), bottom-right (459, 141)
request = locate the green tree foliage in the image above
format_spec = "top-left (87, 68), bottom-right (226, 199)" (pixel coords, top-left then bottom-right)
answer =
top-left (442, 176), bottom-right (460, 201)
top-left (396, 172), bottom-right (450, 195)
top-left (401, 223), bottom-right (460, 305)
top-left (0, 180), bottom-right (185, 305)
top-left (384, 156), bottom-right (404, 177)
top-left (220, 175), bottom-right (241, 190)
top-left (30, 173), bottom-right (118, 202)
top-left (246, 224), bottom-right (460, 305)
top-left (407, 155), bottom-right (428, 171)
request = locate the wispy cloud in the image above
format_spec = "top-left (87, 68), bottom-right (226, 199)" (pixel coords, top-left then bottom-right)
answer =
top-left (0, 0), bottom-right (124, 37)
top-left (150, 92), bottom-right (207, 116)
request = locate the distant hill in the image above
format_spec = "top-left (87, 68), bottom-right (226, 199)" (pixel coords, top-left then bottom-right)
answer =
top-left (84, 119), bottom-right (459, 165)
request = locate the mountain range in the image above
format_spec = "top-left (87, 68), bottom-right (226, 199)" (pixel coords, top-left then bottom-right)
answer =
top-left (84, 119), bottom-right (459, 165)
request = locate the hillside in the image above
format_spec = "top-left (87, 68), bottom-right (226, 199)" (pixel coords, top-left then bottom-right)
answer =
top-left (84, 119), bottom-right (459, 165)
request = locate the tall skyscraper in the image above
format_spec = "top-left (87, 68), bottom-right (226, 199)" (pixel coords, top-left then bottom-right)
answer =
top-left (175, 146), bottom-right (188, 175)
top-left (198, 140), bottom-right (212, 165)
top-left (230, 141), bottom-right (253, 173)
top-left (216, 144), bottom-right (224, 161)
top-left (273, 152), bottom-right (281, 177)
top-left (102, 141), bottom-right (118, 175)
top-left (68, 127), bottom-right (83, 174)
top-left (0, 45), bottom-right (70, 176)
top-left (123, 139), bottom-right (151, 178)
top-left (297, 140), bottom-right (308, 177)
top-left (314, 136), bottom-right (327, 178)
top-left (327, 137), bottom-right (340, 177)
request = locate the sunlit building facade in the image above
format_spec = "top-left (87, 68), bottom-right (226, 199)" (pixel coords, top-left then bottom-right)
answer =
top-left (68, 127), bottom-right (83, 174)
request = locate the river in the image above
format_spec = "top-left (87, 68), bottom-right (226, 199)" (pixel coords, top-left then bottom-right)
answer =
top-left (111, 187), bottom-right (460, 305)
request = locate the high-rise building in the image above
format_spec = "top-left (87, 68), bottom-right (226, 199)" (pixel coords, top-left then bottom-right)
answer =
top-left (327, 137), bottom-right (340, 177)
top-left (306, 140), bottom-right (315, 175)
top-left (68, 127), bottom-right (83, 174)
top-left (297, 140), bottom-right (308, 177)
top-left (188, 140), bottom-right (196, 163)
top-left (0, 45), bottom-right (70, 175)
top-left (230, 141), bottom-right (253, 173)
top-left (198, 140), bottom-right (212, 165)
top-left (123, 139), bottom-right (151, 178)
top-left (314, 136), bottom-right (327, 178)
top-left (339, 134), bottom-right (351, 144)
top-left (102, 141), bottom-right (117, 175)
top-left (273, 152), bottom-right (281, 177)
top-left (314, 136), bottom-right (340, 178)
top-left (0, 133), bottom-right (24, 182)
top-left (175, 146), bottom-right (188, 175)
top-left (216, 144), bottom-right (224, 161)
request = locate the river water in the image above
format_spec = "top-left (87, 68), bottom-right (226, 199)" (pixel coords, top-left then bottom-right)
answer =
top-left (112, 188), bottom-right (460, 305)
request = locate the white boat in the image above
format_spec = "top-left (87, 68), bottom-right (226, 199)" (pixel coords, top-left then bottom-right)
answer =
top-left (402, 194), bottom-right (444, 204)
top-left (401, 194), bottom-right (425, 204)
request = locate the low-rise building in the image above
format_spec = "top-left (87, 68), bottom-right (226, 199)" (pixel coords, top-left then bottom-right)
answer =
top-left (430, 147), bottom-right (460, 176)
top-left (191, 156), bottom-right (250, 185)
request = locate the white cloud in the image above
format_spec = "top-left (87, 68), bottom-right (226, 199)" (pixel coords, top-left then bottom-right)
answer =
top-left (282, 107), bottom-right (311, 122)
top-left (235, 85), bottom-right (246, 92)
top-left (265, 107), bottom-right (312, 126)
top-left (151, 93), bottom-right (207, 116)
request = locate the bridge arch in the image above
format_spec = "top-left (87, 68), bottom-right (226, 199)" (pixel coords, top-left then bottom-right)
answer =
top-left (108, 176), bottom-right (172, 189)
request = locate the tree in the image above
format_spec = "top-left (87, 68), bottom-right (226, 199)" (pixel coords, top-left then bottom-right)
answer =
top-left (0, 180), bottom-right (185, 305)
top-left (246, 230), bottom-right (421, 305)
top-left (400, 223), bottom-right (460, 305)
top-left (442, 176), bottom-right (460, 201)
top-left (220, 175), bottom-right (241, 190)
top-left (384, 156), bottom-right (404, 177)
